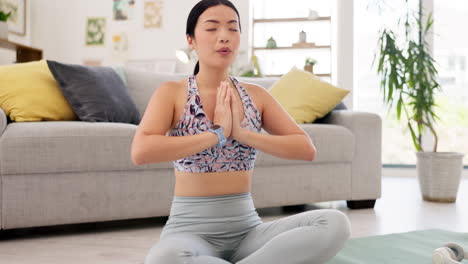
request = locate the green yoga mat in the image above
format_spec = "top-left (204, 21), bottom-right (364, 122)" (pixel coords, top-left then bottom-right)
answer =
top-left (327, 229), bottom-right (468, 264)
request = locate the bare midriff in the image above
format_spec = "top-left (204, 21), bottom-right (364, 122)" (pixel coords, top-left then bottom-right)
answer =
top-left (174, 169), bottom-right (253, 197)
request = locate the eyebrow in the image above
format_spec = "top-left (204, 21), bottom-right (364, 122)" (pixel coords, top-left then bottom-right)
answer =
top-left (203, 19), bottom-right (238, 24)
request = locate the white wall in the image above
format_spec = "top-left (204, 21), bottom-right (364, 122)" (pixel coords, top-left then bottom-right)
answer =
top-left (333, 0), bottom-right (353, 109)
top-left (1, 0), bottom-right (354, 106)
top-left (20, 0), bottom-right (250, 72)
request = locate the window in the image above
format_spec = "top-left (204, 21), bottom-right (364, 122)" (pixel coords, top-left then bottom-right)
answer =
top-left (433, 0), bottom-right (468, 165)
top-left (354, 0), bottom-right (468, 166)
top-left (354, 0), bottom-right (420, 165)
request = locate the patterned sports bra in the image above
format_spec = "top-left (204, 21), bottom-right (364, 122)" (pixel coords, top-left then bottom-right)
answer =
top-left (168, 75), bottom-right (262, 173)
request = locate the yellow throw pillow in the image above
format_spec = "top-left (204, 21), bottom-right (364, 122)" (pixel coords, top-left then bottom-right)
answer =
top-left (269, 66), bottom-right (350, 123)
top-left (0, 60), bottom-right (77, 122)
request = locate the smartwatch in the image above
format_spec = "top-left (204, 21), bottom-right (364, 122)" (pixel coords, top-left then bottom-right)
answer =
top-left (208, 124), bottom-right (227, 147)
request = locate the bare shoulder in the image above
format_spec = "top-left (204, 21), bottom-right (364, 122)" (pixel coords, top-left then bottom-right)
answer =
top-left (160, 79), bottom-right (186, 93)
top-left (238, 81), bottom-right (269, 112)
top-left (156, 79), bottom-right (187, 103)
top-left (136, 79), bottom-right (185, 136)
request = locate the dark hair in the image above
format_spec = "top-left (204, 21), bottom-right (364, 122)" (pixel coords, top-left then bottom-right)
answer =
top-left (186, 0), bottom-right (242, 75)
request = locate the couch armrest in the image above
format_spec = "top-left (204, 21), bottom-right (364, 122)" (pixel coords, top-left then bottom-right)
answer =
top-left (326, 110), bottom-right (382, 200)
top-left (0, 108), bottom-right (7, 136)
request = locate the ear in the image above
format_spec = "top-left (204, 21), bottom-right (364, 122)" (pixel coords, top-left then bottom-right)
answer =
top-left (187, 34), bottom-right (195, 50)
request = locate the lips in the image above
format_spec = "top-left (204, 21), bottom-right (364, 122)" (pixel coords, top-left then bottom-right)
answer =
top-left (217, 49), bottom-right (231, 56)
top-left (217, 47), bottom-right (232, 56)
top-left (217, 47), bottom-right (231, 52)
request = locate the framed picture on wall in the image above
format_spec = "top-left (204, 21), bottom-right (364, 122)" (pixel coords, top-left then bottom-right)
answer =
top-left (85, 17), bottom-right (106, 46)
top-left (144, 0), bottom-right (163, 28)
top-left (0, 0), bottom-right (26, 35)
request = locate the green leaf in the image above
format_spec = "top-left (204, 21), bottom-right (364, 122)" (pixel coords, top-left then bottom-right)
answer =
top-left (396, 97), bottom-right (402, 120)
top-left (408, 121), bottom-right (422, 151)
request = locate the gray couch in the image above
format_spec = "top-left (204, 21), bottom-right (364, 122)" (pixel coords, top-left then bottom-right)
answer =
top-left (0, 67), bottom-right (382, 230)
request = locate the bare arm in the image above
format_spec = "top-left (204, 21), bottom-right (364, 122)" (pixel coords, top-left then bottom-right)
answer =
top-left (131, 82), bottom-right (218, 165)
top-left (240, 132), bottom-right (314, 161)
top-left (237, 84), bottom-right (316, 161)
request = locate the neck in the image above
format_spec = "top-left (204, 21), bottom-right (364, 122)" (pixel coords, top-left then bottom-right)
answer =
top-left (195, 63), bottom-right (232, 91)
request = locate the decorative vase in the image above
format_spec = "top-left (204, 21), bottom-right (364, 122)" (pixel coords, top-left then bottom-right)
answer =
top-left (304, 64), bottom-right (313, 73)
top-left (0, 21), bottom-right (8, 39)
top-left (416, 151), bottom-right (465, 203)
top-left (308, 9), bottom-right (319, 20)
top-left (299, 30), bottom-right (307, 43)
top-left (266, 37), bottom-right (277, 49)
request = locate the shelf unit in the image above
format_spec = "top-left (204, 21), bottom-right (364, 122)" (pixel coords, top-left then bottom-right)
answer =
top-left (251, 13), bottom-right (332, 78)
top-left (0, 38), bottom-right (43, 63)
top-left (253, 45), bottom-right (331, 50)
top-left (266, 73), bottom-right (331, 78)
top-left (253, 16), bottom-right (331, 23)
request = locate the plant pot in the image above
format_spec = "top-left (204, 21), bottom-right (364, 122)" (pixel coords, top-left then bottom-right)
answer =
top-left (304, 64), bottom-right (314, 73)
top-left (0, 21), bottom-right (8, 39)
top-left (416, 151), bottom-right (465, 202)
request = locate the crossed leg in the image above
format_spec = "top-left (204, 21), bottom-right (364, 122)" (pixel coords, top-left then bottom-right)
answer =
top-left (144, 232), bottom-right (232, 264)
top-left (229, 209), bottom-right (351, 264)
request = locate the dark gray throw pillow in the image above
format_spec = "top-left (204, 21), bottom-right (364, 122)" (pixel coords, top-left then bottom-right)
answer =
top-left (47, 60), bottom-right (140, 125)
top-left (312, 101), bottom-right (347, 124)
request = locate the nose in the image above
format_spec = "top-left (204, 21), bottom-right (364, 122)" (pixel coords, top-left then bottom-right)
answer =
top-left (219, 28), bottom-right (230, 44)
top-left (219, 37), bottom-right (229, 44)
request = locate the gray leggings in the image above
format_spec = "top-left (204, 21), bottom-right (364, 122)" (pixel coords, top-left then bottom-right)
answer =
top-left (144, 192), bottom-right (350, 264)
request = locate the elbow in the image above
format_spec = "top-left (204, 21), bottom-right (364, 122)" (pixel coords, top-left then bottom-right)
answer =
top-left (131, 148), bottom-right (144, 166)
top-left (307, 144), bottom-right (317, 161)
top-left (131, 151), bottom-right (143, 166)
top-left (302, 134), bottom-right (316, 161)
top-left (131, 139), bottom-right (145, 166)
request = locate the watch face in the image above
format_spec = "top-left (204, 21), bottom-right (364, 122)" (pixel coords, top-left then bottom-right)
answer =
top-left (211, 124), bottom-right (221, 130)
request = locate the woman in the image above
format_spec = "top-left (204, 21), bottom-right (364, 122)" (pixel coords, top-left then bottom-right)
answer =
top-left (131, 0), bottom-right (350, 263)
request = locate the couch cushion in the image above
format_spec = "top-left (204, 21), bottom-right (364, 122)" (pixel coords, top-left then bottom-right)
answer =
top-left (0, 122), bottom-right (172, 175)
top-left (236, 76), bottom-right (349, 125)
top-left (0, 60), bottom-right (78, 122)
top-left (236, 76), bottom-right (280, 90)
top-left (255, 124), bottom-right (355, 167)
top-left (47, 61), bottom-right (141, 125)
top-left (123, 67), bottom-right (190, 120)
top-left (0, 122), bottom-right (354, 174)
top-left (313, 101), bottom-right (348, 124)
top-left (268, 66), bottom-right (350, 123)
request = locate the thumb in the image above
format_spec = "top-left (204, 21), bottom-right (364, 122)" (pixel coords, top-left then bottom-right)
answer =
top-left (230, 89), bottom-right (241, 121)
top-left (230, 88), bottom-right (237, 112)
top-left (230, 87), bottom-right (238, 106)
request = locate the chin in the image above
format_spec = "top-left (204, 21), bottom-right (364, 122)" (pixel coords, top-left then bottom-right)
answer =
top-left (207, 61), bottom-right (234, 71)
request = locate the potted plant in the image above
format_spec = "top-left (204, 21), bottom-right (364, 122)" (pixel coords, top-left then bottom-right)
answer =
top-left (266, 36), bottom-right (277, 49)
top-left (304, 57), bottom-right (317, 73)
top-left (0, 10), bottom-right (11, 39)
top-left (374, 1), bottom-right (464, 202)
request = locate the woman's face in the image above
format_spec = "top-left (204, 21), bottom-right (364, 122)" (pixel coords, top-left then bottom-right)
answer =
top-left (188, 5), bottom-right (241, 71)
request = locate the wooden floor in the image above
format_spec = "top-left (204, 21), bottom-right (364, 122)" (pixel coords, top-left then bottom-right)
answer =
top-left (0, 168), bottom-right (467, 264)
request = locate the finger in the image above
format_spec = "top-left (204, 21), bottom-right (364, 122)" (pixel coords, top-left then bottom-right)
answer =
top-left (216, 82), bottom-right (222, 105)
top-left (226, 88), bottom-right (232, 110)
top-left (231, 88), bottom-right (237, 105)
top-left (220, 82), bottom-right (226, 104)
top-left (230, 88), bottom-right (235, 107)
top-left (225, 82), bottom-right (231, 104)
top-left (225, 86), bottom-right (230, 103)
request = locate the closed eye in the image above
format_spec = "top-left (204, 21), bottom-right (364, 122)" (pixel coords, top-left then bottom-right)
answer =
top-left (206, 29), bottom-right (239, 32)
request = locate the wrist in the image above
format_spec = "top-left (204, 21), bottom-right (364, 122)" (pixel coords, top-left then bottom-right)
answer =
top-left (208, 124), bottom-right (227, 147)
top-left (236, 129), bottom-right (250, 143)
